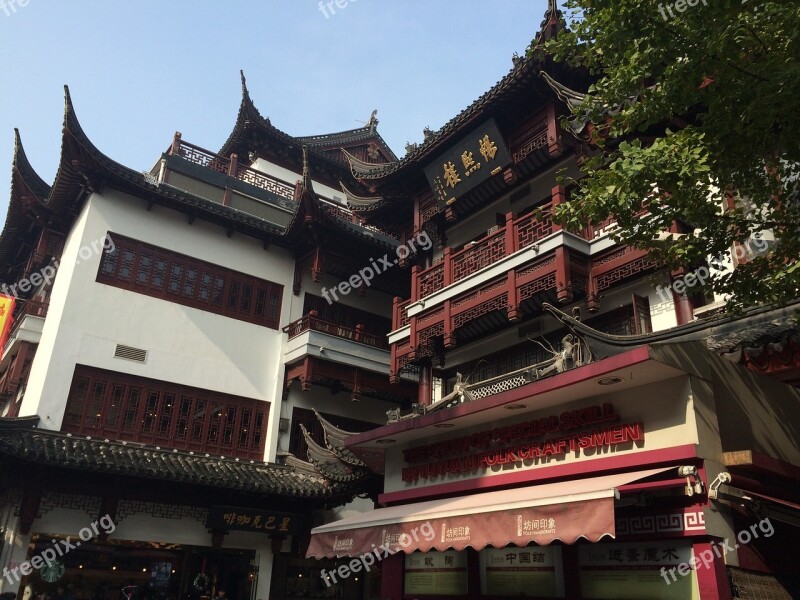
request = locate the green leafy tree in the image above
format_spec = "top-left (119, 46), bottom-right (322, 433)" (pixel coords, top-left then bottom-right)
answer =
top-left (538, 1), bottom-right (800, 311)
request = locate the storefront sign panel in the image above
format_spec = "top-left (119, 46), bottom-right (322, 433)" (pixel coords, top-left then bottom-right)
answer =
top-left (207, 505), bottom-right (307, 535)
top-left (404, 551), bottom-right (468, 596)
top-left (480, 546), bottom-right (564, 597)
top-left (579, 542), bottom-right (699, 600)
top-left (385, 377), bottom-right (698, 494)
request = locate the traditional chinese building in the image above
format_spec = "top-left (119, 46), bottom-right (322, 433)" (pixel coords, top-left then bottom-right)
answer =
top-left (0, 74), bottom-right (416, 600)
top-left (303, 2), bottom-right (800, 599)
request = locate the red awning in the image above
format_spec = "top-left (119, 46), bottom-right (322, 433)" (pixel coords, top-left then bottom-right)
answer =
top-left (307, 468), bottom-right (671, 558)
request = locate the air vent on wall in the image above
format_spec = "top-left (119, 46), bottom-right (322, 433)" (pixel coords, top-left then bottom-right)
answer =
top-left (114, 344), bottom-right (148, 363)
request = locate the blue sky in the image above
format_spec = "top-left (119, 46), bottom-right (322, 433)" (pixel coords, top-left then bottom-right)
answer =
top-left (0, 1), bottom-right (548, 218)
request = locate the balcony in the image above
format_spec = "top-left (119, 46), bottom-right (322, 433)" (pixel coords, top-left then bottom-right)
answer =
top-left (165, 134), bottom-right (400, 239)
top-left (170, 134), bottom-right (296, 200)
top-left (2, 299), bottom-right (48, 358)
top-left (283, 311), bottom-right (392, 376)
top-left (413, 206), bottom-right (556, 300)
top-left (285, 312), bottom-right (389, 350)
top-left (283, 312), bottom-right (419, 404)
top-left (389, 208), bottom-right (659, 380)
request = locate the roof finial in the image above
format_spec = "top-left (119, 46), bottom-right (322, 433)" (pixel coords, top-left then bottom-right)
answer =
top-left (367, 109), bottom-right (378, 132)
top-left (302, 145), bottom-right (311, 186)
top-left (536, 0), bottom-right (564, 43)
top-left (240, 70), bottom-right (251, 99)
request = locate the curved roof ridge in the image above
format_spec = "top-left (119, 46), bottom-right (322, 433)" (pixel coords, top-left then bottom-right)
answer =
top-left (340, 182), bottom-right (383, 209)
top-left (218, 70), bottom-right (298, 158)
top-left (351, 56), bottom-right (539, 181)
top-left (12, 128), bottom-right (51, 201)
top-left (342, 147), bottom-right (396, 178)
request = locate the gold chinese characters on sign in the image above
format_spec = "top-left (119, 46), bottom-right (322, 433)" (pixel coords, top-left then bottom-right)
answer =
top-left (441, 133), bottom-right (498, 187)
top-left (207, 505), bottom-right (306, 535)
top-left (424, 118), bottom-right (510, 208)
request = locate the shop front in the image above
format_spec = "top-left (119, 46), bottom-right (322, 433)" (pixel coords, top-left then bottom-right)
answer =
top-left (20, 536), bottom-right (256, 600)
top-left (305, 343), bottom-right (761, 599)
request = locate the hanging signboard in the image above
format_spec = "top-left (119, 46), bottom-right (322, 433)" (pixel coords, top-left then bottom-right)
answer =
top-left (207, 505), bottom-right (307, 535)
top-left (423, 118), bottom-right (511, 209)
top-left (0, 294), bottom-right (16, 352)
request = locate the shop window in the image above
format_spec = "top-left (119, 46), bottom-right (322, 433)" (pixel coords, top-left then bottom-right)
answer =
top-left (62, 365), bottom-right (268, 460)
top-left (97, 233), bottom-right (283, 329)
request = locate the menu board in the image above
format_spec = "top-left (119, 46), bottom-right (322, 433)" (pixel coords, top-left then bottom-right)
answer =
top-left (480, 546), bottom-right (564, 597)
top-left (404, 551), bottom-right (468, 596)
top-left (579, 542), bottom-right (699, 600)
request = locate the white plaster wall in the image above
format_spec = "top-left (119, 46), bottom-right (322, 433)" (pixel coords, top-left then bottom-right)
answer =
top-left (19, 190), bottom-right (294, 462)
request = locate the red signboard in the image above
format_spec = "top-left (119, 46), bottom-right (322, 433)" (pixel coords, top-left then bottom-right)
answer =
top-left (0, 295), bottom-right (16, 353)
top-left (401, 403), bottom-right (645, 483)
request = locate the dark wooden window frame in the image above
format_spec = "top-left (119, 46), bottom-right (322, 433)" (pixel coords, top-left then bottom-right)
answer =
top-left (62, 365), bottom-right (269, 460)
top-left (97, 233), bottom-right (283, 329)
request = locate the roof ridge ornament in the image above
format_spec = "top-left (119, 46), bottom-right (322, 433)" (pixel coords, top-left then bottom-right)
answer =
top-left (367, 109), bottom-right (378, 132)
top-left (534, 0), bottom-right (565, 46)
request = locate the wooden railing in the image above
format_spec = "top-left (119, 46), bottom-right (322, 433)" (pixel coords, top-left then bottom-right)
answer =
top-left (170, 134), bottom-right (400, 240)
top-left (283, 312), bottom-right (389, 350)
top-left (170, 134), bottom-right (295, 200)
top-left (412, 206), bottom-right (556, 302)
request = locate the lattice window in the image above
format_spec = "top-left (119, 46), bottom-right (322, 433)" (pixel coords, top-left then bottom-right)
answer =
top-left (594, 246), bottom-right (630, 266)
top-left (62, 365), bottom-right (268, 460)
top-left (596, 256), bottom-right (659, 291)
top-left (511, 117), bottom-right (549, 164)
top-left (518, 256), bottom-right (556, 277)
top-left (98, 233), bottom-right (283, 329)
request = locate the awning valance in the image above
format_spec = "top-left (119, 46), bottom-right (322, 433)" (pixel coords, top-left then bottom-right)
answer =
top-left (307, 467), bottom-right (671, 558)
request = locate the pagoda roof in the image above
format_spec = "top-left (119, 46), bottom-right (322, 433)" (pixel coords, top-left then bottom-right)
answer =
top-left (344, 1), bottom-right (574, 183)
top-left (282, 146), bottom-right (401, 252)
top-left (0, 87), bottom-right (402, 281)
top-left (218, 72), bottom-right (396, 175)
top-left (0, 416), bottom-right (359, 500)
top-left (0, 131), bottom-right (52, 276)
